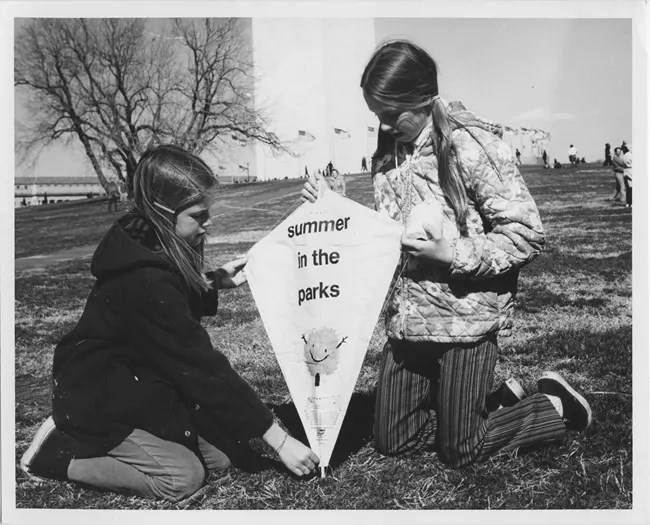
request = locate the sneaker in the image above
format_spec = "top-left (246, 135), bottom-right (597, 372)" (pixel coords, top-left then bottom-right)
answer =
top-left (20, 416), bottom-right (73, 482)
top-left (486, 378), bottom-right (526, 411)
top-left (538, 371), bottom-right (592, 431)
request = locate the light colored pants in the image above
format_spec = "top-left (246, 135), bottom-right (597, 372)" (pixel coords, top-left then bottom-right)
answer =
top-left (613, 172), bottom-right (626, 202)
top-left (67, 429), bottom-right (230, 502)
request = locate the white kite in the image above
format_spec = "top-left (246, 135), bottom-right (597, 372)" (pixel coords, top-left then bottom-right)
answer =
top-left (246, 190), bottom-right (403, 476)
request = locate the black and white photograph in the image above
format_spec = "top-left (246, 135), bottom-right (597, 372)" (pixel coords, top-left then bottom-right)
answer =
top-left (2, 1), bottom-right (648, 524)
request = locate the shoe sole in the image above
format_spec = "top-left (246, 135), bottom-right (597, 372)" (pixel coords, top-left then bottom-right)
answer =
top-left (538, 372), bottom-right (592, 431)
top-left (20, 416), bottom-right (56, 482)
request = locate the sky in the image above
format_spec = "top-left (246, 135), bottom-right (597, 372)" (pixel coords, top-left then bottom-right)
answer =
top-left (11, 14), bottom-right (634, 178)
top-left (373, 18), bottom-right (632, 163)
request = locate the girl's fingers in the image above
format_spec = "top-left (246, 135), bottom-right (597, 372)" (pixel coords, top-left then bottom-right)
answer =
top-left (294, 464), bottom-right (310, 476)
top-left (222, 256), bottom-right (247, 273)
top-left (232, 271), bottom-right (247, 286)
top-left (400, 236), bottom-right (421, 252)
top-left (422, 221), bottom-right (442, 240)
top-left (231, 256), bottom-right (247, 270)
top-left (306, 185), bottom-right (318, 198)
top-left (301, 187), bottom-right (317, 203)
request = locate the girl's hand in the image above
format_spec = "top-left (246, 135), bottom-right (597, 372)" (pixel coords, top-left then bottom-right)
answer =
top-left (263, 423), bottom-right (319, 476)
top-left (215, 256), bottom-right (247, 288)
top-left (401, 222), bottom-right (453, 268)
top-left (300, 171), bottom-right (328, 203)
top-left (277, 434), bottom-right (320, 477)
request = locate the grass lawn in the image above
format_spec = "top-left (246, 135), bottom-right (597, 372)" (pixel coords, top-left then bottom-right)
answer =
top-left (13, 164), bottom-right (633, 510)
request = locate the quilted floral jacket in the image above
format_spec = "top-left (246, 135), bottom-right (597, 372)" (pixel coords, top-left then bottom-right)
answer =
top-left (373, 101), bottom-right (545, 343)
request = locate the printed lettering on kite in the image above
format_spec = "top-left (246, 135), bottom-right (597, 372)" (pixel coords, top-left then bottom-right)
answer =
top-left (245, 190), bottom-right (403, 474)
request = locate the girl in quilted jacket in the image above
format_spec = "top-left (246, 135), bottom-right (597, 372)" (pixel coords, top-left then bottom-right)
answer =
top-left (303, 40), bottom-right (591, 467)
top-left (21, 145), bottom-right (319, 502)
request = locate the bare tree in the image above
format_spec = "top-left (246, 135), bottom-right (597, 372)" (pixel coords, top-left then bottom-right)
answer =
top-left (15, 18), bottom-right (284, 190)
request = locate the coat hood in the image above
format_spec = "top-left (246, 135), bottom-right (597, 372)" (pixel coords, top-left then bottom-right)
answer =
top-left (91, 212), bottom-right (172, 279)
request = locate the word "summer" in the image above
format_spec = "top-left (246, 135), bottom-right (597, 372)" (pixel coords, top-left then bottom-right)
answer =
top-left (287, 217), bottom-right (350, 238)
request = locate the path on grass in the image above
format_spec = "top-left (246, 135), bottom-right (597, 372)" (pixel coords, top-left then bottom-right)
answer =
top-left (14, 196), bottom-right (288, 271)
top-left (15, 178), bottom-right (343, 271)
top-left (15, 230), bottom-right (270, 271)
top-left (15, 244), bottom-right (98, 271)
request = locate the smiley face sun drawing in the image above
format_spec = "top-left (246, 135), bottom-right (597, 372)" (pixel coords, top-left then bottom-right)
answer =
top-left (302, 327), bottom-right (347, 387)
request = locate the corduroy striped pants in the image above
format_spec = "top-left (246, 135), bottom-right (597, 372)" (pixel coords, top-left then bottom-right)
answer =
top-left (374, 336), bottom-right (566, 468)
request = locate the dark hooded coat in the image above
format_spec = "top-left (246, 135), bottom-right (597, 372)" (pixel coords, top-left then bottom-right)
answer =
top-left (52, 212), bottom-right (274, 461)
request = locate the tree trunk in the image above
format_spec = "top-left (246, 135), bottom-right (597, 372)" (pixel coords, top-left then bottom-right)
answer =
top-left (79, 137), bottom-right (110, 192)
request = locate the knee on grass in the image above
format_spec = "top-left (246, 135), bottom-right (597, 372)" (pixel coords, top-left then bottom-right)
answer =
top-left (374, 438), bottom-right (402, 457)
top-left (374, 431), bottom-right (428, 458)
top-left (373, 425), bottom-right (406, 456)
top-left (436, 442), bottom-right (478, 469)
top-left (153, 454), bottom-right (206, 503)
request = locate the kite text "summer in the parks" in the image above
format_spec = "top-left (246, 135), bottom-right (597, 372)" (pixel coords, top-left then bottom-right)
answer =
top-left (289, 216), bottom-right (351, 306)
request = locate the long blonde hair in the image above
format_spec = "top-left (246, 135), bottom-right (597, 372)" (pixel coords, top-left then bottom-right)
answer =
top-left (130, 145), bottom-right (218, 292)
top-left (361, 40), bottom-right (497, 234)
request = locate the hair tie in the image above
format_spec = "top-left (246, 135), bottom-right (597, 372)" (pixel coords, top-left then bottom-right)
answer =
top-left (153, 201), bottom-right (175, 214)
top-left (413, 95), bottom-right (440, 109)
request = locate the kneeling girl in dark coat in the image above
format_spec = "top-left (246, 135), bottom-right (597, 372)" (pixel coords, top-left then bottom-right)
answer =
top-left (21, 145), bottom-right (319, 502)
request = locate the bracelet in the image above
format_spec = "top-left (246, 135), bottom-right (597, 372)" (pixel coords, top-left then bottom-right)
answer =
top-left (274, 432), bottom-right (289, 455)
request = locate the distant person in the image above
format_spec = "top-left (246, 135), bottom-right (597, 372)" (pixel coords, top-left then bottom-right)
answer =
top-left (568, 145), bottom-right (578, 167)
top-left (515, 149), bottom-right (522, 166)
top-left (603, 143), bottom-right (613, 167)
top-left (106, 181), bottom-right (120, 212)
top-left (326, 168), bottom-right (346, 196)
top-left (304, 166), bottom-right (309, 178)
top-left (622, 147), bottom-right (632, 207)
top-left (361, 156), bottom-right (368, 172)
top-left (580, 157), bottom-right (586, 164)
top-left (20, 145), bottom-right (319, 502)
top-left (542, 150), bottom-right (549, 169)
top-left (43, 192), bottom-right (49, 205)
top-left (611, 147), bottom-right (627, 204)
top-left (118, 180), bottom-right (128, 204)
top-left (326, 160), bottom-right (334, 176)
top-left (620, 140), bottom-right (629, 154)
top-left (20, 197), bottom-right (27, 207)
top-left (553, 158), bottom-right (563, 169)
